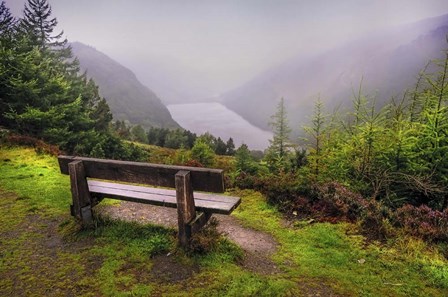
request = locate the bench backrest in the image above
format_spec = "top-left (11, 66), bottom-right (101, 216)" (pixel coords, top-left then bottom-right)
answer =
top-left (58, 155), bottom-right (225, 193)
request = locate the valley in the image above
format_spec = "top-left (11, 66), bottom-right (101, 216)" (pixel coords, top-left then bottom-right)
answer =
top-left (2, 1), bottom-right (448, 296)
top-left (71, 13), bottom-right (448, 141)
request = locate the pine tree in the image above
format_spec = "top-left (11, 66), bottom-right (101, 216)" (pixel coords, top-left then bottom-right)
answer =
top-left (183, 129), bottom-right (197, 149)
top-left (197, 132), bottom-right (217, 151)
top-left (64, 72), bottom-right (114, 135)
top-left (20, 0), bottom-right (66, 50)
top-left (215, 137), bottom-right (227, 155)
top-left (226, 137), bottom-right (235, 155)
top-left (165, 129), bottom-right (188, 149)
top-left (85, 85), bottom-right (112, 132)
top-left (413, 49), bottom-right (448, 208)
top-left (130, 125), bottom-right (148, 143)
top-left (235, 143), bottom-right (257, 174)
top-left (304, 98), bottom-right (326, 176)
top-left (113, 120), bottom-right (131, 139)
top-left (268, 97), bottom-right (291, 158)
top-left (0, 1), bottom-right (15, 36)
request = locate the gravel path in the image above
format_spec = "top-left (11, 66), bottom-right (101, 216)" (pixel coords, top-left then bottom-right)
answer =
top-left (98, 201), bottom-right (280, 274)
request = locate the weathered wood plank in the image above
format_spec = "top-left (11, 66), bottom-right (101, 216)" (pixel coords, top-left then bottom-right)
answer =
top-left (175, 170), bottom-right (196, 247)
top-left (175, 171), bottom-right (196, 223)
top-left (88, 180), bottom-right (240, 205)
top-left (87, 180), bottom-right (240, 214)
top-left (88, 187), bottom-right (239, 213)
top-left (58, 155), bottom-right (225, 193)
top-left (68, 161), bottom-right (93, 225)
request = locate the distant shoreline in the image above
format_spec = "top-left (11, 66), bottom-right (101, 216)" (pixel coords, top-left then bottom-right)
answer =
top-left (167, 102), bottom-right (272, 151)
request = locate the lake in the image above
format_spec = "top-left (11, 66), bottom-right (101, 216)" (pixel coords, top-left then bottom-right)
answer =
top-left (167, 102), bottom-right (273, 150)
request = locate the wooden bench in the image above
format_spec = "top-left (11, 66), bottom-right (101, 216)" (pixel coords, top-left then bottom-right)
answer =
top-left (58, 155), bottom-right (241, 248)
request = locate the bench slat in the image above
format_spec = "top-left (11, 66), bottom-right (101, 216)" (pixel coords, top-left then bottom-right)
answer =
top-left (88, 180), bottom-right (240, 215)
top-left (88, 180), bottom-right (237, 204)
top-left (58, 155), bottom-right (225, 193)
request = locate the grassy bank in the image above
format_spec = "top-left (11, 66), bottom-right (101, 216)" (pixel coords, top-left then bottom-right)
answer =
top-left (231, 189), bottom-right (448, 296)
top-left (0, 146), bottom-right (447, 296)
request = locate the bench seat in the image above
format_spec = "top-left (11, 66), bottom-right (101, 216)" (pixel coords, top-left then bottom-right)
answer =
top-left (88, 180), bottom-right (241, 215)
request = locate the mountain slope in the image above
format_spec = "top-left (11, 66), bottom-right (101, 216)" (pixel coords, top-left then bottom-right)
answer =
top-left (219, 14), bottom-right (448, 132)
top-left (71, 42), bottom-right (179, 129)
top-left (118, 55), bottom-right (221, 105)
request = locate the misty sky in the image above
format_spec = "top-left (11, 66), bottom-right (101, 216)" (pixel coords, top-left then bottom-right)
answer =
top-left (5, 0), bottom-right (448, 95)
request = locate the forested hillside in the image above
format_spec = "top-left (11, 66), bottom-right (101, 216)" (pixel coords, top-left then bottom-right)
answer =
top-left (71, 42), bottom-right (179, 129)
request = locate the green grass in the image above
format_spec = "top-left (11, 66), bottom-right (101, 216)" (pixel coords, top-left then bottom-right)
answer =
top-left (0, 147), bottom-right (70, 214)
top-left (0, 146), bottom-right (291, 296)
top-left (230, 189), bottom-right (448, 296)
top-left (0, 145), bottom-right (447, 296)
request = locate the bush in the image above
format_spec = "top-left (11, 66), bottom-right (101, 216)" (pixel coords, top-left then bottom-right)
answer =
top-left (255, 172), bottom-right (303, 211)
top-left (86, 134), bottom-right (148, 161)
top-left (191, 139), bottom-right (215, 167)
top-left (0, 127), bottom-right (11, 144)
top-left (308, 183), bottom-right (394, 239)
top-left (394, 204), bottom-right (448, 242)
top-left (234, 171), bottom-right (258, 189)
top-left (90, 143), bottom-right (105, 158)
top-left (312, 182), bottom-right (369, 222)
top-left (259, 180), bottom-right (393, 240)
top-left (359, 200), bottom-right (394, 241)
top-left (183, 159), bottom-right (204, 168)
top-left (6, 133), bottom-right (60, 156)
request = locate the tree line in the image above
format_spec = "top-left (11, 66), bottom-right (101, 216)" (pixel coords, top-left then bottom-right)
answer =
top-left (234, 48), bottom-right (448, 212)
top-left (111, 120), bottom-right (236, 156)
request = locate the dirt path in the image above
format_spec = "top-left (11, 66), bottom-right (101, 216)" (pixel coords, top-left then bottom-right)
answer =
top-left (98, 201), bottom-right (280, 274)
top-left (1, 189), bottom-right (338, 296)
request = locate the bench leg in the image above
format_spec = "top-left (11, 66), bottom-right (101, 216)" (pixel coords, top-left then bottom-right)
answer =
top-left (68, 160), bottom-right (93, 226)
top-left (190, 212), bottom-right (212, 234)
top-left (175, 170), bottom-right (196, 248)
